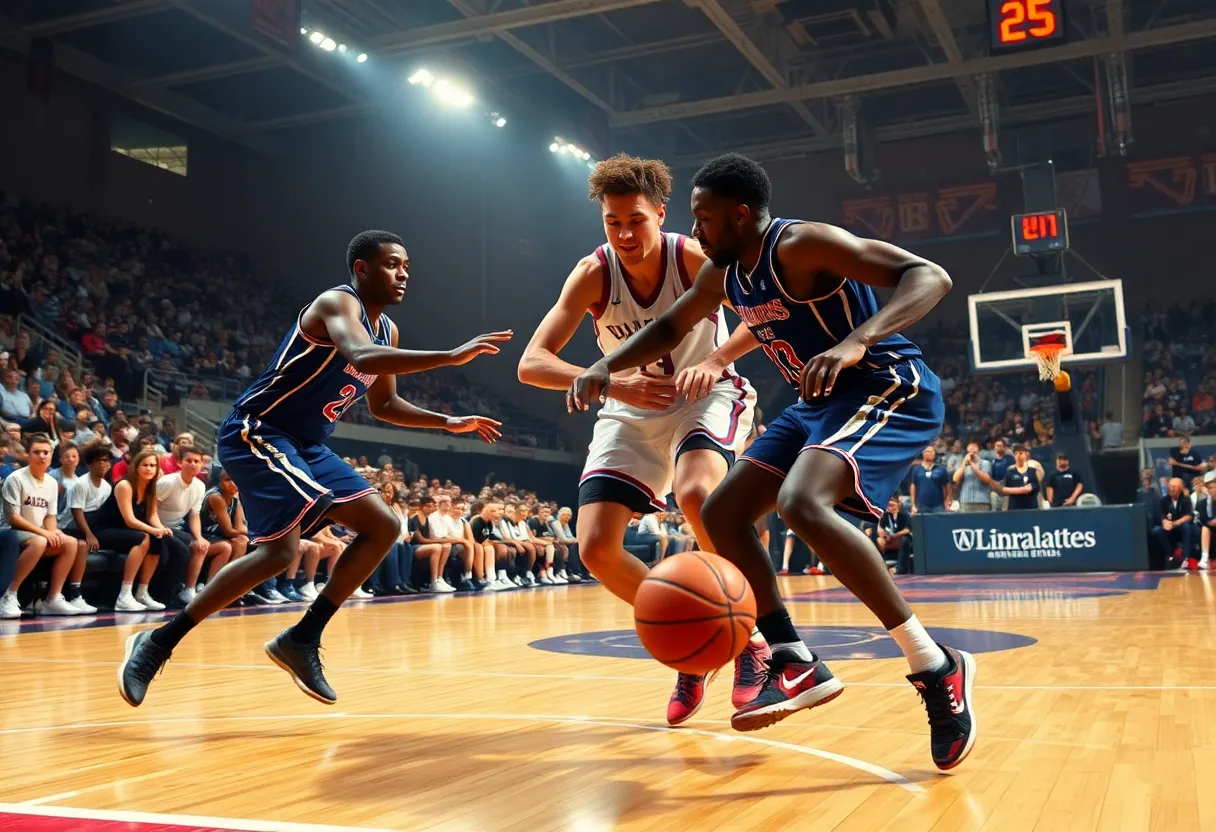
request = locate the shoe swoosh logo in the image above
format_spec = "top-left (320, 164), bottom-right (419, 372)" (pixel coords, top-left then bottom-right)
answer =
top-left (779, 667), bottom-right (815, 691)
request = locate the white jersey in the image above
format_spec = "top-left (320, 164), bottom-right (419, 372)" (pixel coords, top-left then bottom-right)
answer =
top-left (593, 233), bottom-right (734, 415)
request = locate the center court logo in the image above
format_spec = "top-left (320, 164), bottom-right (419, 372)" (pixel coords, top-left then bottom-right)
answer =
top-left (950, 526), bottom-right (1098, 560)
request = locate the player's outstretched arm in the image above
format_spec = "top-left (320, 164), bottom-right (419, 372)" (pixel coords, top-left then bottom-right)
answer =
top-left (781, 223), bottom-right (951, 400)
top-left (309, 290), bottom-right (511, 377)
top-left (568, 261), bottom-right (729, 412)
top-left (674, 323), bottom-right (759, 401)
top-left (364, 326), bottom-right (502, 443)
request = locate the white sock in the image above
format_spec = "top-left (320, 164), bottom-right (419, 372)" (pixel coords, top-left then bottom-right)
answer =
top-left (750, 627), bottom-right (765, 644)
top-left (771, 640), bottom-right (813, 662)
top-left (499, 570), bottom-right (510, 582)
top-left (462, 571), bottom-right (472, 580)
top-left (119, 583), bottom-right (133, 595)
top-left (889, 615), bottom-right (947, 674)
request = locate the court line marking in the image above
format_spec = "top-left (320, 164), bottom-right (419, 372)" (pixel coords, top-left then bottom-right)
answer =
top-left (0, 802), bottom-right (397, 831)
top-left (3, 655), bottom-right (1214, 691)
top-left (0, 711), bottom-right (926, 795)
top-left (22, 768), bottom-right (181, 805)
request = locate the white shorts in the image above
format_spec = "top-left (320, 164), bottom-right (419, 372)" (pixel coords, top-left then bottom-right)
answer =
top-left (580, 376), bottom-right (756, 512)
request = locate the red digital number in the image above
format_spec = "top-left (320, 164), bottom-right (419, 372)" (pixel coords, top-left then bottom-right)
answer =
top-left (323, 384), bottom-right (358, 422)
top-left (1044, 212), bottom-right (1058, 237)
top-left (1022, 215), bottom-right (1039, 240)
top-left (999, 0), bottom-right (1056, 44)
top-left (1021, 213), bottom-right (1060, 242)
top-left (761, 339), bottom-right (805, 386)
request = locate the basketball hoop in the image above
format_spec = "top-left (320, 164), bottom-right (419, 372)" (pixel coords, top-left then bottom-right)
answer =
top-left (1027, 330), bottom-right (1070, 381)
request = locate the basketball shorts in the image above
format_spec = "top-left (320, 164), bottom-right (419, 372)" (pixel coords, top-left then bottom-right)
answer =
top-left (216, 410), bottom-right (376, 545)
top-left (743, 358), bottom-right (943, 520)
top-left (579, 376), bottom-right (756, 514)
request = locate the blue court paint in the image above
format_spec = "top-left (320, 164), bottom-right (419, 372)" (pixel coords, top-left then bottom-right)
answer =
top-left (785, 572), bottom-right (1184, 604)
top-left (529, 625), bottom-right (1036, 662)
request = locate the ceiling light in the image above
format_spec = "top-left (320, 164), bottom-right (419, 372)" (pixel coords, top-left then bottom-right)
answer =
top-left (357, 53), bottom-right (368, 63)
top-left (409, 68), bottom-right (435, 87)
top-left (549, 142), bottom-right (559, 152)
top-left (320, 37), bottom-right (336, 51)
top-left (338, 44), bottom-right (347, 53)
top-left (309, 31), bottom-right (324, 44)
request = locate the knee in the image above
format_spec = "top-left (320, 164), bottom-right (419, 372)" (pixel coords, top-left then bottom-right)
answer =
top-left (257, 543), bottom-right (298, 573)
top-left (579, 539), bottom-right (617, 572)
top-left (23, 536), bottom-right (47, 556)
top-left (776, 487), bottom-right (831, 533)
top-left (675, 482), bottom-right (714, 519)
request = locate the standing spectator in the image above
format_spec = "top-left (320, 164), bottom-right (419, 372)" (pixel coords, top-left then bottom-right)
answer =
top-left (0, 434), bottom-right (81, 616)
top-left (952, 441), bottom-right (992, 513)
top-left (1044, 454), bottom-right (1084, 508)
top-left (1169, 437), bottom-right (1205, 484)
top-left (983, 444), bottom-right (1040, 511)
top-left (1151, 478), bottom-right (1194, 569)
top-left (910, 446), bottom-right (951, 514)
top-left (1099, 412), bottom-right (1124, 450)
top-left (988, 438), bottom-right (1014, 510)
top-left (0, 369), bottom-right (31, 421)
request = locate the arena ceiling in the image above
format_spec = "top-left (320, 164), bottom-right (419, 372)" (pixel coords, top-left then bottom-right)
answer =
top-left (4, 0), bottom-right (1216, 164)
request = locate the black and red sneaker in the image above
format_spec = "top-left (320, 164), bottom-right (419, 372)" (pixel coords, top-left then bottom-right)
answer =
top-left (731, 636), bottom-right (772, 708)
top-left (907, 644), bottom-right (977, 771)
top-left (730, 651), bottom-right (844, 732)
top-left (666, 668), bottom-right (717, 726)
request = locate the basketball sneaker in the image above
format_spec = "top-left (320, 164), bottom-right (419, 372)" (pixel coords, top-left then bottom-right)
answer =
top-left (907, 644), bottom-right (977, 771)
top-left (117, 630), bottom-right (172, 707)
top-left (731, 636), bottom-right (772, 708)
top-left (667, 668), bottom-right (717, 726)
top-left (264, 629), bottom-right (337, 705)
top-left (730, 651), bottom-right (844, 732)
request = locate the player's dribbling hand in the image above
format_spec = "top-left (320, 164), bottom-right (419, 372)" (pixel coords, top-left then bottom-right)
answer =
top-left (609, 373), bottom-right (678, 411)
top-left (674, 358), bottom-right (724, 402)
top-left (449, 331), bottom-right (514, 365)
top-left (800, 336), bottom-right (866, 401)
top-left (568, 362), bottom-right (611, 412)
top-left (445, 415), bottom-right (503, 443)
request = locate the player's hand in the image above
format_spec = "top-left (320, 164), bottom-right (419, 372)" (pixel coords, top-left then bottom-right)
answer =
top-left (568, 361), bottom-right (611, 413)
top-left (448, 331), bottom-right (513, 366)
top-left (799, 336), bottom-right (866, 400)
top-left (674, 358), bottom-right (724, 402)
top-left (608, 373), bottom-right (678, 411)
top-left (445, 415), bottom-right (503, 443)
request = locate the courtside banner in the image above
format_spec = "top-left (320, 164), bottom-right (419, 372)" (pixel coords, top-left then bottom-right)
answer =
top-left (912, 505), bottom-right (1149, 574)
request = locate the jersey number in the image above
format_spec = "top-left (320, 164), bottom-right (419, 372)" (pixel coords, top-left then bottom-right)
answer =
top-left (323, 384), bottom-right (358, 423)
top-left (761, 340), bottom-right (805, 385)
top-left (641, 353), bottom-right (675, 378)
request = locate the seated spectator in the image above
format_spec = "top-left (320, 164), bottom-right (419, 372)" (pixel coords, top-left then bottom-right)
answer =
top-left (0, 369), bottom-right (31, 422)
top-left (369, 484), bottom-right (417, 596)
top-left (424, 495), bottom-right (463, 592)
top-left (160, 432), bottom-right (195, 475)
top-left (1044, 454), bottom-right (1084, 508)
top-left (549, 506), bottom-right (583, 581)
top-left (1151, 477), bottom-right (1194, 569)
top-left (0, 433), bottom-right (82, 616)
top-left (156, 446), bottom-right (232, 606)
top-left (87, 448), bottom-right (170, 611)
top-left (22, 398), bottom-right (62, 446)
top-left (200, 469), bottom-right (249, 569)
top-left (411, 496), bottom-right (455, 592)
top-left (873, 496), bottom-right (913, 575)
top-left (1198, 471), bottom-right (1216, 570)
top-left (633, 511), bottom-right (667, 564)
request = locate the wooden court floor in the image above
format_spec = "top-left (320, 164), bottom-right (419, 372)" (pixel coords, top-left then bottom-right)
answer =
top-left (1, 571), bottom-right (1214, 832)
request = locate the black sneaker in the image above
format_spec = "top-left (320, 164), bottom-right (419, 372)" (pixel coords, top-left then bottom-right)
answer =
top-left (117, 630), bottom-right (172, 707)
top-left (907, 644), bottom-right (977, 770)
top-left (264, 629), bottom-right (337, 704)
top-left (730, 650), bottom-right (844, 732)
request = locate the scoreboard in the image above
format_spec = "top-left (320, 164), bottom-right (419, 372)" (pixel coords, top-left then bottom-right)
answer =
top-left (1011, 209), bottom-right (1069, 255)
top-left (987, 0), bottom-right (1067, 52)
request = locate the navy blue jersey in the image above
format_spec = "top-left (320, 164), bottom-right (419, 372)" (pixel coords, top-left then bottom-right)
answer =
top-left (724, 218), bottom-right (922, 389)
top-left (232, 285), bottom-right (393, 445)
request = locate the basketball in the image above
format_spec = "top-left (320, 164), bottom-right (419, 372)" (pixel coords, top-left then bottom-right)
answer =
top-left (633, 552), bottom-right (757, 674)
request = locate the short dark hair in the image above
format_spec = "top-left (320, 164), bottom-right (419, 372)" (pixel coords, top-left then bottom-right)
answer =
top-left (82, 443), bottom-right (111, 466)
top-left (26, 432), bottom-right (53, 450)
top-left (347, 230), bottom-right (404, 277)
top-left (1012, 443), bottom-right (1029, 454)
top-left (180, 445), bottom-right (203, 460)
top-left (1056, 453), bottom-right (1069, 461)
top-left (57, 441), bottom-right (78, 456)
top-left (691, 153), bottom-right (772, 212)
top-left (588, 154), bottom-right (672, 207)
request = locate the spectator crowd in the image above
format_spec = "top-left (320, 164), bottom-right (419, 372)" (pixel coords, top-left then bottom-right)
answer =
top-left (1140, 300), bottom-right (1216, 439)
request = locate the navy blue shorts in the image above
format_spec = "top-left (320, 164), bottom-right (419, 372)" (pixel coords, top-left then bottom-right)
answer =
top-left (216, 411), bottom-right (376, 544)
top-left (742, 358), bottom-right (943, 520)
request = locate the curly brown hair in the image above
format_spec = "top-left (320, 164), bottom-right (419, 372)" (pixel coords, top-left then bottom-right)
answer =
top-left (587, 153), bottom-right (672, 208)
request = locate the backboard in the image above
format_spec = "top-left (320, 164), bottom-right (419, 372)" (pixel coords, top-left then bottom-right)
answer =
top-left (967, 279), bottom-right (1129, 373)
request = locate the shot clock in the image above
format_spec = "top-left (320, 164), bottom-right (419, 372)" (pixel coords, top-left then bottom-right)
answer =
top-left (988, 0), bottom-right (1067, 52)
top-left (1011, 209), bottom-right (1069, 255)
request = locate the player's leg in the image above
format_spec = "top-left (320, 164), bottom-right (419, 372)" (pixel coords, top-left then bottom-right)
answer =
top-left (671, 447), bottom-right (728, 553)
top-left (577, 500), bottom-right (647, 602)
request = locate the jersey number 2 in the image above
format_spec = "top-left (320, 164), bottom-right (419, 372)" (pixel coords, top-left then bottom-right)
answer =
top-left (323, 384), bottom-right (358, 422)
top-left (761, 340), bottom-right (805, 385)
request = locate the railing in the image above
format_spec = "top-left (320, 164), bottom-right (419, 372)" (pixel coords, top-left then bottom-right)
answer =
top-left (182, 399), bottom-right (218, 453)
top-left (15, 314), bottom-right (86, 375)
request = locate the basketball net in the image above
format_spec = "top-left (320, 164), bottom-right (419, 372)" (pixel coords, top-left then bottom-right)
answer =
top-left (1029, 344), bottom-right (1065, 381)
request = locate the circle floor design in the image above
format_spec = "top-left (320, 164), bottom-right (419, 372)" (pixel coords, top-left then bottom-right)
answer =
top-left (529, 625), bottom-right (1036, 661)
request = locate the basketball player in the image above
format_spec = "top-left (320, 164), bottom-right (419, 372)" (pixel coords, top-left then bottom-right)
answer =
top-left (569, 154), bottom-right (977, 770)
top-left (518, 154), bottom-right (770, 725)
top-left (118, 230), bottom-right (509, 707)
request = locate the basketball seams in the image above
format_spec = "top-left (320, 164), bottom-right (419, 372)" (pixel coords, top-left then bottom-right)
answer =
top-left (635, 612), bottom-right (741, 626)
top-left (690, 551), bottom-right (748, 604)
top-left (642, 576), bottom-right (730, 609)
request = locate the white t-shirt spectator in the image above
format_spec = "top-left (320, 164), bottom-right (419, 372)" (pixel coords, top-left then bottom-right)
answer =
top-left (155, 472), bottom-right (206, 528)
top-left (70, 476), bottom-right (112, 518)
top-left (428, 510), bottom-right (460, 540)
top-left (1, 467), bottom-right (58, 530)
top-left (638, 514), bottom-right (663, 536)
top-left (50, 469), bottom-right (80, 528)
